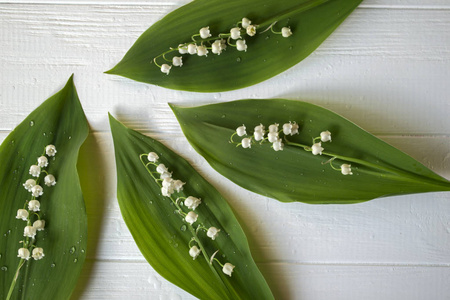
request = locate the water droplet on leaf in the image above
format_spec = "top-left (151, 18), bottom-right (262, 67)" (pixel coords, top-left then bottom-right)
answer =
top-left (69, 246), bottom-right (76, 254)
top-left (51, 263), bottom-right (56, 268)
top-left (180, 225), bottom-right (187, 232)
top-left (1, 266), bottom-right (7, 271)
top-left (29, 121), bottom-right (34, 126)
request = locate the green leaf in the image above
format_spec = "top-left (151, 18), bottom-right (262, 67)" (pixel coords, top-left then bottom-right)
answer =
top-left (106, 0), bottom-right (362, 92)
top-left (170, 99), bottom-right (450, 204)
top-left (109, 115), bottom-right (274, 300)
top-left (0, 76), bottom-right (89, 299)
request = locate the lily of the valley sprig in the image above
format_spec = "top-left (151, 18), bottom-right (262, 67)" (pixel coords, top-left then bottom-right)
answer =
top-left (232, 122), bottom-right (353, 175)
top-left (153, 17), bottom-right (292, 75)
top-left (7, 145), bottom-right (57, 300)
top-left (140, 152), bottom-right (235, 277)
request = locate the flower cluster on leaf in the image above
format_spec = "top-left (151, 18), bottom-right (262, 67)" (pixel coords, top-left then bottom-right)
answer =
top-left (141, 152), bottom-right (235, 277)
top-left (153, 17), bottom-right (293, 75)
top-left (232, 122), bottom-right (353, 175)
top-left (16, 144), bottom-right (58, 261)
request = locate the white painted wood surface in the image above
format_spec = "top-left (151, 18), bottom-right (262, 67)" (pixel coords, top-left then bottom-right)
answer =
top-left (1, 0), bottom-right (449, 299)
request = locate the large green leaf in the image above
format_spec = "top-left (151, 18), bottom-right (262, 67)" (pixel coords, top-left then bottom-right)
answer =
top-left (106, 0), bottom-right (362, 92)
top-left (171, 99), bottom-right (450, 204)
top-left (0, 76), bottom-right (89, 299)
top-left (109, 115), bottom-right (274, 300)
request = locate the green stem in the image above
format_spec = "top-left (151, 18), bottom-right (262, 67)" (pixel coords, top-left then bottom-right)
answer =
top-left (6, 258), bottom-right (26, 300)
top-left (285, 140), bottom-right (450, 189)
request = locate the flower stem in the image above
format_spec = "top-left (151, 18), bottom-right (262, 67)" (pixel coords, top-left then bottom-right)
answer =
top-left (6, 259), bottom-right (26, 300)
top-left (285, 140), bottom-right (450, 189)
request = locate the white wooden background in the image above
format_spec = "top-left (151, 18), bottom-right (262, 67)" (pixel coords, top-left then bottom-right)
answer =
top-left (1, 0), bottom-right (450, 299)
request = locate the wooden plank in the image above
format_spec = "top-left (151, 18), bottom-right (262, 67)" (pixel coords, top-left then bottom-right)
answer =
top-left (0, 6), bottom-right (449, 134)
top-left (1, 0), bottom-right (450, 8)
top-left (72, 260), bottom-right (450, 300)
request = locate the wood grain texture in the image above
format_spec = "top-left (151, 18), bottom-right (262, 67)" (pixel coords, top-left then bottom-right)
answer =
top-left (1, 0), bottom-right (449, 299)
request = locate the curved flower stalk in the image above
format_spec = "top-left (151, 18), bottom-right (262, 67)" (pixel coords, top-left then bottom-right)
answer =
top-left (0, 76), bottom-right (88, 300)
top-left (107, 0), bottom-right (363, 92)
top-left (7, 145), bottom-right (58, 299)
top-left (153, 17), bottom-right (293, 75)
top-left (170, 99), bottom-right (450, 204)
top-left (139, 154), bottom-right (235, 277)
top-left (232, 123), bottom-right (352, 175)
top-left (109, 115), bottom-right (274, 300)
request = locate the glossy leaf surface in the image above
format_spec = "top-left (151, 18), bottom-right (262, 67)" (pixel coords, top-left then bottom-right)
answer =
top-left (107, 0), bottom-right (362, 92)
top-left (109, 115), bottom-right (274, 299)
top-left (0, 76), bottom-right (89, 299)
top-left (171, 99), bottom-right (450, 204)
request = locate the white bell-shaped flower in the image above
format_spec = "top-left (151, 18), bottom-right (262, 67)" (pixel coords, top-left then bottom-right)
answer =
top-left (254, 131), bottom-right (264, 141)
top-left (24, 225), bottom-right (37, 238)
top-left (45, 145), bottom-right (57, 157)
top-left (161, 186), bottom-right (171, 197)
top-left (173, 180), bottom-right (185, 193)
top-left (311, 142), bottom-right (324, 155)
top-left (156, 164), bottom-right (169, 174)
top-left (241, 17), bottom-right (251, 29)
top-left (16, 209), bottom-right (29, 221)
top-left (341, 164), bottom-right (353, 175)
top-left (29, 165), bottom-right (41, 177)
top-left (236, 39), bottom-right (247, 52)
top-left (28, 200), bottom-right (41, 212)
top-left (32, 247), bottom-right (45, 260)
top-left (185, 211), bottom-right (198, 225)
top-left (254, 124), bottom-right (265, 133)
top-left (283, 123), bottom-right (293, 135)
top-left (161, 64), bottom-right (171, 75)
top-left (199, 26), bottom-right (211, 39)
top-left (33, 219), bottom-right (45, 231)
top-left (207, 227), bottom-right (220, 240)
top-left (281, 27), bottom-right (292, 37)
top-left (184, 196), bottom-right (201, 210)
top-left (17, 248), bottom-right (30, 260)
top-left (23, 179), bottom-right (36, 192)
top-left (241, 137), bottom-right (252, 148)
top-left (147, 152), bottom-right (159, 163)
top-left (188, 43), bottom-right (197, 55)
top-left (162, 178), bottom-right (175, 196)
top-left (197, 45), bottom-right (208, 56)
top-left (236, 125), bottom-right (246, 137)
top-left (44, 174), bottom-right (56, 187)
top-left (230, 27), bottom-right (241, 40)
top-left (172, 56), bottom-right (183, 67)
top-left (268, 123), bottom-right (279, 133)
top-left (211, 40), bottom-right (223, 55)
top-left (189, 245), bottom-right (201, 260)
top-left (320, 131), bottom-right (332, 142)
top-left (31, 185), bottom-right (43, 198)
top-left (268, 132), bottom-right (278, 143)
top-left (178, 44), bottom-right (188, 54)
top-left (222, 262), bottom-right (235, 277)
top-left (246, 25), bottom-right (256, 37)
top-left (37, 156), bottom-right (48, 168)
top-left (273, 139), bottom-right (284, 151)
